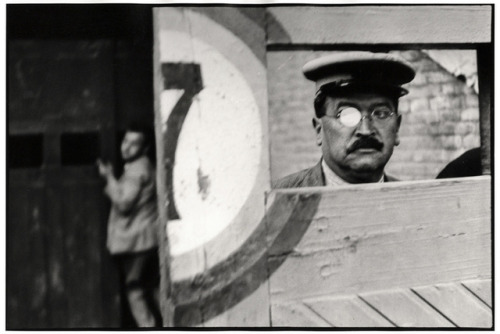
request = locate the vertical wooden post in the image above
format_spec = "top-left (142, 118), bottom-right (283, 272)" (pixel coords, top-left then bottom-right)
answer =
top-left (476, 44), bottom-right (493, 175)
top-left (153, 8), bottom-right (174, 327)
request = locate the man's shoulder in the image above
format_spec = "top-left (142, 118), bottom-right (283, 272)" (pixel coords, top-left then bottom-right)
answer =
top-left (272, 163), bottom-right (399, 188)
top-left (385, 174), bottom-right (399, 182)
top-left (272, 162), bottom-right (324, 189)
top-left (125, 156), bottom-right (154, 179)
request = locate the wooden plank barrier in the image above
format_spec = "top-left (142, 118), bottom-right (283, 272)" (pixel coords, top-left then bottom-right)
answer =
top-left (266, 176), bottom-right (491, 327)
top-left (168, 176), bottom-right (491, 327)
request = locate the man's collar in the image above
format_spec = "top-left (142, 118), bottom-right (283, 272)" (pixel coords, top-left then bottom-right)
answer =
top-left (321, 159), bottom-right (384, 186)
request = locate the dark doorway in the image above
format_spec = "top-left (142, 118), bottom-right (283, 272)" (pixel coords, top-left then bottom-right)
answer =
top-left (7, 5), bottom-right (154, 329)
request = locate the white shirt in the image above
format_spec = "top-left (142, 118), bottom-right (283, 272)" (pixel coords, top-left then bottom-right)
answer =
top-left (321, 159), bottom-right (384, 186)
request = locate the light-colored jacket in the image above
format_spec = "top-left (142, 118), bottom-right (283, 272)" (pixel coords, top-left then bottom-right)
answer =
top-left (272, 159), bottom-right (398, 189)
top-left (106, 156), bottom-right (158, 254)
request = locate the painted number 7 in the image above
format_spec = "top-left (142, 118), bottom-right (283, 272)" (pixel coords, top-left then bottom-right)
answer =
top-left (161, 63), bottom-right (203, 220)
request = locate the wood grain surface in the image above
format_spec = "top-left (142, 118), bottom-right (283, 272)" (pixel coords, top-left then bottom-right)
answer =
top-left (154, 7), bottom-right (271, 326)
top-left (305, 295), bottom-right (395, 327)
top-left (268, 177), bottom-right (491, 327)
top-left (268, 177), bottom-right (491, 303)
top-left (359, 289), bottom-right (453, 327)
top-left (169, 177), bottom-right (491, 327)
top-left (267, 6), bottom-right (491, 45)
top-left (7, 41), bottom-right (120, 329)
top-left (271, 279), bottom-right (491, 327)
top-left (413, 282), bottom-right (492, 327)
top-left (462, 279), bottom-right (492, 307)
top-left (151, 5), bottom-right (492, 327)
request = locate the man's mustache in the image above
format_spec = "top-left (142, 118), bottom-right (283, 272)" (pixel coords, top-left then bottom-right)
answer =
top-left (347, 137), bottom-right (384, 154)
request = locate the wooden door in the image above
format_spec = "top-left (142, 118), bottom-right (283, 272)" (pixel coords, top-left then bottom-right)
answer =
top-left (7, 40), bottom-right (120, 328)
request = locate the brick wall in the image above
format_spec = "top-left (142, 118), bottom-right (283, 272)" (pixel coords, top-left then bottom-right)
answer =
top-left (268, 50), bottom-right (480, 182)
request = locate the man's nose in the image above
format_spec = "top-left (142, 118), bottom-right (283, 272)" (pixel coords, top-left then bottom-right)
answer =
top-left (355, 116), bottom-right (375, 136)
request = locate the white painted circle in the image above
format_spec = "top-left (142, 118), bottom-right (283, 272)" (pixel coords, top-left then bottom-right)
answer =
top-left (160, 31), bottom-right (262, 255)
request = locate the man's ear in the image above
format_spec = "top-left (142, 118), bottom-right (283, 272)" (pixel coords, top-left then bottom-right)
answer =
top-left (312, 117), bottom-right (322, 146)
top-left (395, 114), bottom-right (402, 146)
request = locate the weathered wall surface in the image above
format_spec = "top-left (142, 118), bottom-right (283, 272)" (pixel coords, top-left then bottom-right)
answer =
top-left (268, 49), bottom-right (481, 181)
top-left (267, 6), bottom-right (491, 45)
top-left (154, 7), bottom-right (271, 326)
top-left (153, 5), bottom-right (492, 327)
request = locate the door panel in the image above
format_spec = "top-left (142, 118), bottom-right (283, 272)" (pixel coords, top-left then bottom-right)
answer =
top-left (7, 40), bottom-right (120, 328)
top-left (7, 184), bottom-right (49, 328)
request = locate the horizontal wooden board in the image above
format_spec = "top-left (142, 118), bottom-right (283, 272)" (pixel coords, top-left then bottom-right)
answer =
top-left (268, 6), bottom-right (491, 45)
top-left (267, 177), bottom-right (491, 303)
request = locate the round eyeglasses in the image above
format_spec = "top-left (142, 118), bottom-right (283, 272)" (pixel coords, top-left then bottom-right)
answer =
top-left (334, 106), bottom-right (396, 127)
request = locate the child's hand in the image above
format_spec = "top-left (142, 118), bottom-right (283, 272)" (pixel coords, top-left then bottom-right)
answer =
top-left (97, 159), bottom-right (113, 178)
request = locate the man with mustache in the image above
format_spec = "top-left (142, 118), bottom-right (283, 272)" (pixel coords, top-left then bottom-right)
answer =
top-left (273, 52), bottom-right (416, 188)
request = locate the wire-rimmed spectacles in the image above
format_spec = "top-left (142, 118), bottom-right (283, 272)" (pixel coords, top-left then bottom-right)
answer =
top-left (331, 106), bottom-right (396, 127)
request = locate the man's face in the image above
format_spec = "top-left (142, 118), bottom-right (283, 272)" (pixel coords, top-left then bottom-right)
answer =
top-left (121, 131), bottom-right (147, 162)
top-left (314, 92), bottom-right (401, 183)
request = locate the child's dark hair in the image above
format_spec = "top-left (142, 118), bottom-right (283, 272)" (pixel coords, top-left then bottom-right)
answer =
top-left (126, 122), bottom-right (154, 148)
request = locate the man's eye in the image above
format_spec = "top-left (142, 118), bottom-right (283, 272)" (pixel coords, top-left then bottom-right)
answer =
top-left (337, 107), bottom-right (361, 127)
top-left (372, 108), bottom-right (393, 119)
